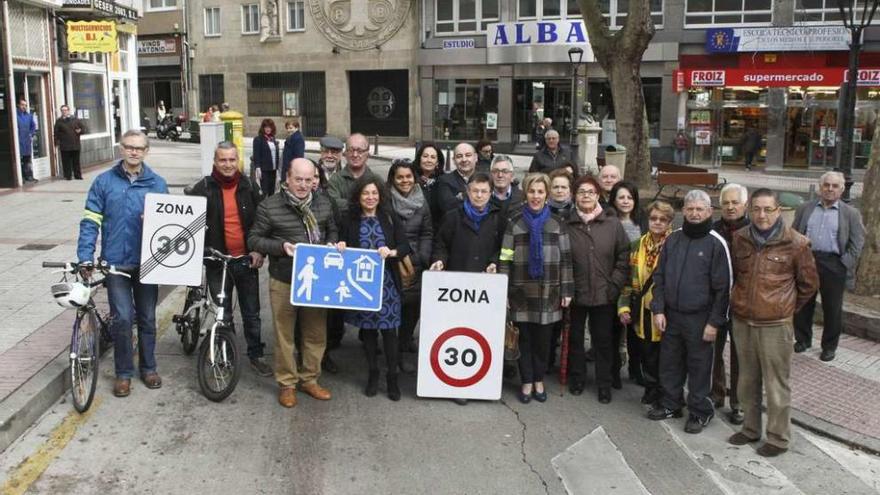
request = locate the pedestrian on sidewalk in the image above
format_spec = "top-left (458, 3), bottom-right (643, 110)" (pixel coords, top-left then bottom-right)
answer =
top-left (673, 129), bottom-right (688, 165)
top-left (327, 133), bottom-right (384, 215)
top-left (437, 142), bottom-right (478, 214)
top-left (188, 142), bottom-right (272, 378)
top-left (54, 104), bottom-right (85, 180)
top-left (252, 118), bottom-right (281, 196)
top-left (281, 119), bottom-right (305, 182)
top-left (728, 188), bottom-right (818, 457)
top-left (16, 99), bottom-right (37, 183)
top-left (647, 189), bottom-right (732, 434)
top-left (77, 130), bottom-right (169, 398)
top-left (248, 158), bottom-right (341, 408)
top-left (741, 126), bottom-right (762, 171)
top-left (710, 183), bottom-right (750, 425)
top-left (792, 171), bottom-right (865, 362)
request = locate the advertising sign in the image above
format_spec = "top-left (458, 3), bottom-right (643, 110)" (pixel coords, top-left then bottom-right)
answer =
top-left (67, 21), bottom-right (118, 53)
top-left (706, 26), bottom-right (851, 53)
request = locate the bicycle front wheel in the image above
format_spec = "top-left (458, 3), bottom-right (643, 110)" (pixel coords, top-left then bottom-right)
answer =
top-left (70, 311), bottom-right (100, 413)
top-left (197, 327), bottom-right (240, 402)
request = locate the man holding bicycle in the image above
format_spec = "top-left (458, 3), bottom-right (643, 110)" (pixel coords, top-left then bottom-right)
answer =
top-left (77, 130), bottom-right (169, 398)
top-left (188, 142), bottom-right (272, 377)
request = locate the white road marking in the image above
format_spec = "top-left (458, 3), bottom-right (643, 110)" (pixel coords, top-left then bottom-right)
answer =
top-left (800, 430), bottom-right (880, 493)
top-left (552, 426), bottom-right (651, 495)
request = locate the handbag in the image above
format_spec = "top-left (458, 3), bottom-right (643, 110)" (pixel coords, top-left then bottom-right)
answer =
top-left (504, 320), bottom-right (520, 361)
top-left (396, 254), bottom-right (417, 290)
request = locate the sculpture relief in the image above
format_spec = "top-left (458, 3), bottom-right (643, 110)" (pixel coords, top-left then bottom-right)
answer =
top-left (261, 0), bottom-right (281, 42)
top-left (309, 0), bottom-right (410, 51)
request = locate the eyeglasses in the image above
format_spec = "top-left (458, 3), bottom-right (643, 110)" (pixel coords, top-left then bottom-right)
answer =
top-left (750, 206), bottom-right (779, 215)
top-left (347, 147), bottom-right (369, 155)
top-left (122, 144), bottom-right (147, 153)
top-left (649, 215), bottom-right (670, 223)
top-left (576, 189), bottom-right (598, 197)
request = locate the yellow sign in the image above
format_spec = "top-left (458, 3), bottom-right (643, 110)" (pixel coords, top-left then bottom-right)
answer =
top-left (67, 21), bottom-right (117, 53)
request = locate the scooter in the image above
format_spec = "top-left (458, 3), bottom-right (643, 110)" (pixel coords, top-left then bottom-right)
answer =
top-left (155, 114), bottom-right (177, 140)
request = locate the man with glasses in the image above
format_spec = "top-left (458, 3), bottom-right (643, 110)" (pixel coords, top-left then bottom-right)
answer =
top-left (648, 189), bottom-right (731, 435)
top-left (327, 133), bottom-right (384, 213)
top-left (77, 130), bottom-right (169, 398)
top-left (728, 188), bottom-right (818, 457)
top-left (437, 142), bottom-right (477, 214)
top-left (488, 155), bottom-right (523, 216)
top-left (792, 171), bottom-right (865, 362)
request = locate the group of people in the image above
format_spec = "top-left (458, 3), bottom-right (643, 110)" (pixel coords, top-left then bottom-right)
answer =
top-left (16, 101), bottom-right (86, 184)
top-left (76, 128), bottom-right (863, 459)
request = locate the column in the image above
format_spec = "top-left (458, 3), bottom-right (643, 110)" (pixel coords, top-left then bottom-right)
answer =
top-left (765, 88), bottom-right (786, 170)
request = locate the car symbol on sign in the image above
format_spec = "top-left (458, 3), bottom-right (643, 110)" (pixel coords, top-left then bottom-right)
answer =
top-left (323, 252), bottom-right (344, 270)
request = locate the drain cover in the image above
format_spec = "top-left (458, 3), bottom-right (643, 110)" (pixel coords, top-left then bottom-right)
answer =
top-left (18, 243), bottom-right (57, 251)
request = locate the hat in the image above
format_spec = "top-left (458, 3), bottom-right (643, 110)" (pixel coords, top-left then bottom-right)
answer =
top-left (319, 135), bottom-right (344, 150)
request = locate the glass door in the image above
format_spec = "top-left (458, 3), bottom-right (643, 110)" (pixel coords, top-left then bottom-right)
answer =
top-left (14, 72), bottom-right (50, 180)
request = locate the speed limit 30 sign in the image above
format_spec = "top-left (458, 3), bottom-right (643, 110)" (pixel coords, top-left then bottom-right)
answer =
top-left (139, 193), bottom-right (207, 286)
top-left (417, 271), bottom-right (508, 400)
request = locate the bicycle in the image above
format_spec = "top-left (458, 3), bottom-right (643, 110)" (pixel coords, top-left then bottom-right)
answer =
top-left (45, 260), bottom-right (130, 413)
top-left (185, 247), bottom-right (247, 402)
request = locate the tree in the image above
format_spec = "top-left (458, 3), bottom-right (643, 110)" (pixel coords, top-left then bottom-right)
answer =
top-left (854, 128), bottom-right (880, 295)
top-left (576, 0), bottom-right (655, 189)
top-left (835, 0), bottom-right (880, 199)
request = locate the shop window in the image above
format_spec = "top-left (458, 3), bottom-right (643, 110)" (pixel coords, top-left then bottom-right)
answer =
top-left (685, 0), bottom-right (772, 26)
top-left (523, 0), bottom-right (663, 29)
top-left (246, 72), bottom-right (326, 137)
top-left (585, 78), bottom-right (661, 139)
top-left (71, 72), bottom-right (107, 135)
top-left (796, 0), bottom-right (868, 23)
top-left (434, 78), bottom-right (499, 141)
top-left (204, 7), bottom-right (221, 37)
top-left (242, 4), bottom-right (260, 34)
top-left (199, 74), bottom-right (224, 112)
top-left (287, 0), bottom-right (305, 31)
top-left (435, 0), bottom-right (498, 34)
top-left (147, 0), bottom-right (177, 11)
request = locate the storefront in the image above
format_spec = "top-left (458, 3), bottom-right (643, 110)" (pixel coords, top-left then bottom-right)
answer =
top-left (137, 35), bottom-right (183, 129)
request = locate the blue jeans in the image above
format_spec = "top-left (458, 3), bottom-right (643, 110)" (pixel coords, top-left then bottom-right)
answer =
top-left (106, 271), bottom-right (159, 379)
top-left (674, 149), bottom-right (687, 165)
top-left (206, 260), bottom-right (264, 359)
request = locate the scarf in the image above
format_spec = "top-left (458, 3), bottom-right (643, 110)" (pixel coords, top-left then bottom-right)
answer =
top-left (576, 203), bottom-right (603, 225)
top-left (282, 183), bottom-right (321, 244)
top-left (522, 204), bottom-right (551, 280)
top-left (640, 230), bottom-right (670, 287)
top-left (211, 168), bottom-right (241, 189)
top-left (720, 215), bottom-right (749, 244)
top-left (683, 217), bottom-right (712, 239)
top-left (749, 217), bottom-right (783, 250)
top-left (463, 199), bottom-right (489, 230)
top-left (390, 185), bottom-right (425, 218)
top-left (548, 198), bottom-right (571, 214)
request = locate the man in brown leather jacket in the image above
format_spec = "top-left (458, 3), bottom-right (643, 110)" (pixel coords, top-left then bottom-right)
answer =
top-left (727, 188), bottom-right (818, 458)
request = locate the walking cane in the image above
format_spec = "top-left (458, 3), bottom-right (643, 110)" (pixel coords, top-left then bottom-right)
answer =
top-left (559, 307), bottom-right (571, 393)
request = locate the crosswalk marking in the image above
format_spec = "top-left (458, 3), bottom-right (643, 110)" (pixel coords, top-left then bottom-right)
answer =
top-left (552, 426), bottom-right (651, 495)
top-left (800, 430), bottom-right (880, 493)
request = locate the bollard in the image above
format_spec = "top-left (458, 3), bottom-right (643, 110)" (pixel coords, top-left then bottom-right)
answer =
top-left (373, 134), bottom-right (379, 156)
top-left (445, 146), bottom-right (452, 172)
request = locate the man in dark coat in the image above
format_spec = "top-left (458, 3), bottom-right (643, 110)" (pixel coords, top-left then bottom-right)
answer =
top-left (436, 142), bottom-right (477, 214)
top-left (488, 154), bottom-right (523, 217)
top-left (741, 127), bottom-right (762, 170)
top-left (54, 104), bottom-right (85, 180)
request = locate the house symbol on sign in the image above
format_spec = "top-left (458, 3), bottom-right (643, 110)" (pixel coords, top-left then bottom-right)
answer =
top-left (353, 255), bottom-right (379, 283)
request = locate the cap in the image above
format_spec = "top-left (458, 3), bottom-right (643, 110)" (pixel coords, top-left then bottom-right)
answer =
top-left (319, 135), bottom-right (344, 150)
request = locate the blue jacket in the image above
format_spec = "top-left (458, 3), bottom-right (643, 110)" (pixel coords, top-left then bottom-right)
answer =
top-left (281, 130), bottom-right (305, 181)
top-left (77, 161), bottom-right (169, 266)
top-left (16, 109), bottom-right (35, 156)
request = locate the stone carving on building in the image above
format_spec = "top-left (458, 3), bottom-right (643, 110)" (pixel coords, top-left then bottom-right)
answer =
top-left (308, 0), bottom-right (410, 51)
top-left (261, 0), bottom-right (281, 43)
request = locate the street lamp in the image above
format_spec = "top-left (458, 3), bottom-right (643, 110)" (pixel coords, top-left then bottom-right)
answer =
top-left (568, 47), bottom-right (584, 148)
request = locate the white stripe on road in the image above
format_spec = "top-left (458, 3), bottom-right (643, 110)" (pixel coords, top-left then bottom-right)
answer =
top-left (800, 430), bottom-right (880, 492)
top-left (660, 419), bottom-right (806, 495)
top-left (552, 426), bottom-right (651, 495)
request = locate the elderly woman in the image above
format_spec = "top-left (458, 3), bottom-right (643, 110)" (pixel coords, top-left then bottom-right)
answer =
top-left (414, 142), bottom-right (446, 228)
top-left (387, 159), bottom-right (433, 365)
top-left (547, 168), bottom-right (573, 216)
top-left (618, 200), bottom-right (675, 406)
top-left (252, 118), bottom-right (281, 196)
top-left (500, 173), bottom-right (573, 404)
top-left (565, 176), bottom-right (631, 404)
top-left (340, 176), bottom-right (411, 401)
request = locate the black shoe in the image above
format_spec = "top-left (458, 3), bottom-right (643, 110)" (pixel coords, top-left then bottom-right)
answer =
top-left (387, 375), bottom-right (400, 401)
top-left (647, 406), bottom-right (682, 421)
top-left (74, 176), bottom-right (83, 180)
top-left (794, 342), bottom-right (809, 353)
top-left (321, 354), bottom-right (339, 374)
top-left (503, 363), bottom-right (517, 379)
top-left (820, 349), bottom-right (836, 362)
top-left (728, 432), bottom-right (760, 445)
top-left (684, 413), bottom-right (713, 434)
top-left (598, 388), bottom-right (612, 404)
top-left (713, 397), bottom-right (725, 409)
top-left (728, 409), bottom-right (745, 425)
top-left (249, 357), bottom-right (273, 377)
top-left (757, 443), bottom-right (788, 457)
top-left (365, 370), bottom-right (379, 397)
top-left (517, 389), bottom-right (532, 404)
top-left (611, 374), bottom-right (622, 390)
top-left (532, 388), bottom-right (547, 402)
top-left (453, 398), bottom-right (468, 405)
top-left (569, 381), bottom-right (584, 396)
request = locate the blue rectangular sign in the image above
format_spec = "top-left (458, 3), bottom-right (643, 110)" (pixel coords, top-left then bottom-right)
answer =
top-left (290, 244), bottom-right (384, 311)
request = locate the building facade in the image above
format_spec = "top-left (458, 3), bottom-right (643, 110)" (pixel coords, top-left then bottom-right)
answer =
top-left (187, 0), bottom-right (419, 140)
top-left (137, 0), bottom-right (187, 129)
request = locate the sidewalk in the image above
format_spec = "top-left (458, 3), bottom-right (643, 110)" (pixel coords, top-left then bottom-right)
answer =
top-left (1, 140), bottom-right (878, 457)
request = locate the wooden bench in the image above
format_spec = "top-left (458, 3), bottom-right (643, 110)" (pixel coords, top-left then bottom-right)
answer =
top-left (653, 167), bottom-right (726, 202)
top-left (656, 161), bottom-right (708, 174)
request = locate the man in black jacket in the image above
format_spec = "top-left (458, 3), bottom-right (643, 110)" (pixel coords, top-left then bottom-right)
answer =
top-left (189, 142), bottom-right (271, 377)
top-left (436, 142), bottom-right (477, 214)
top-left (648, 189), bottom-right (732, 434)
top-left (54, 105), bottom-right (84, 180)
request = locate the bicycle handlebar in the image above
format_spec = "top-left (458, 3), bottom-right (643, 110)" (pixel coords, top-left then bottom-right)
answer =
top-left (42, 260), bottom-right (132, 278)
top-left (204, 247), bottom-right (251, 264)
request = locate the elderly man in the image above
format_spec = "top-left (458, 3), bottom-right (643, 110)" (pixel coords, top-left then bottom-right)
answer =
top-left (189, 142), bottom-right (271, 377)
top-left (489, 154), bottom-right (523, 216)
top-left (437, 142), bottom-right (478, 214)
top-left (598, 164), bottom-right (622, 207)
top-left (711, 183), bottom-right (750, 425)
top-left (54, 104), bottom-right (85, 180)
top-left (249, 158), bottom-right (342, 408)
top-left (793, 171), bottom-right (865, 362)
top-left (77, 130), bottom-right (169, 397)
top-left (317, 135), bottom-right (344, 181)
top-left (728, 188), bottom-right (818, 457)
top-left (648, 190), bottom-right (731, 434)
top-left (529, 130), bottom-right (577, 174)
top-left (327, 133), bottom-right (384, 213)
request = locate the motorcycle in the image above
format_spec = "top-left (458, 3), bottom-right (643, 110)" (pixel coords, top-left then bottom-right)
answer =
top-left (156, 114), bottom-right (185, 141)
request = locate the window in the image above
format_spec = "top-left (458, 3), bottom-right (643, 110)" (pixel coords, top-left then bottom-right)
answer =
top-left (71, 72), bottom-right (107, 135)
top-left (287, 0), bottom-right (305, 31)
top-left (433, 78), bottom-right (499, 141)
top-left (204, 7), bottom-right (221, 36)
top-left (199, 74), bottom-right (225, 111)
top-left (242, 4), bottom-right (260, 34)
top-left (796, 0), bottom-right (867, 23)
top-left (147, 0), bottom-right (177, 11)
top-left (435, 0), bottom-right (499, 34)
top-left (685, 0), bottom-right (772, 26)
top-left (519, 0), bottom-right (663, 28)
top-left (247, 72), bottom-right (327, 137)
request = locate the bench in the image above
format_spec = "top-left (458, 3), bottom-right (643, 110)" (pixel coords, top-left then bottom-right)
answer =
top-left (652, 164), bottom-right (726, 202)
top-left (656, 161), bottom-right (708, 174)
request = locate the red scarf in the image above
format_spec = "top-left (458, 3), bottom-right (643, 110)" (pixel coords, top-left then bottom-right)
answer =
top-left (211, 168), bottom-right (241, 189)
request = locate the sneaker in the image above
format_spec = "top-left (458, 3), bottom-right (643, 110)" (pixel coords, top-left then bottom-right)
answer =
top-left (250, 357), bottom-right (273, 377)
top-left (684, 413), bottom-right (713, 434)
top-left (647, 406), bottom-right (683, 421)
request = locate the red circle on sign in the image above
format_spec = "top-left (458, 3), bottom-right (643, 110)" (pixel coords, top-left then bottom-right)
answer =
top-left (429, 327), bottom-right (492, 387)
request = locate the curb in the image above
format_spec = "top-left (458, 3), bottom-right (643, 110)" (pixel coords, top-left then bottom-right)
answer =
top-left (791, 408), bottom-right (880, 456)
top-left (0, 287), bottom-right (184, 454)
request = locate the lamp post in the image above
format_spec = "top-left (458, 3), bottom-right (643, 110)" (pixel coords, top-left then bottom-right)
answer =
top-left (568, 47), bottom-right (584, 148)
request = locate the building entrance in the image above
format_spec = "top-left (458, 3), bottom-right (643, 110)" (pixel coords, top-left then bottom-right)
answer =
top-left (513, 79), bottom-right (573, 146)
